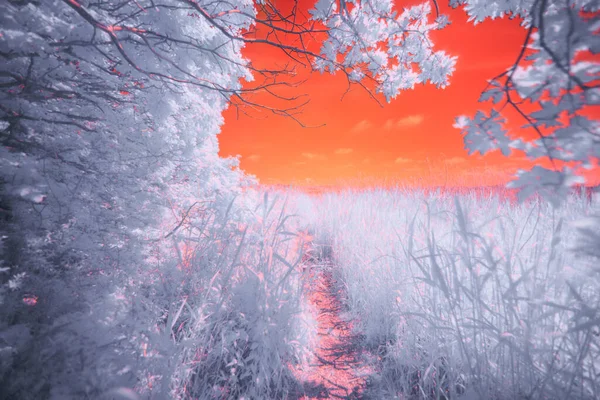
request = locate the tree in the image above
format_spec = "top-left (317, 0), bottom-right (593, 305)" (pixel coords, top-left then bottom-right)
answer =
top-left (0, 0), bottom-right (257, 397)
top-left (451, 0), bottom-right (599, 206)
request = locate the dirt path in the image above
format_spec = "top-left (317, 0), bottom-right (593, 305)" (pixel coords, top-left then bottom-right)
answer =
top-left (293, 246), bottom-right (374, 399)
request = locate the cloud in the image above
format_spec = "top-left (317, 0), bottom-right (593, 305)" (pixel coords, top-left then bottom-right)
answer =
top-left (351, 120), bottom-right (372, 133)
top-left (384, 114), bottom-right (425, 130)
top-left (246, 154), bottom-right (260, 162)
top-left (334, 148), bottom-right (353, 155)
top-left (301, 152), bottom-right (326, 160)
top-left (396, 114), bottom-right (425, 128)
top-left (395, 157), bottom-right (413, 164)
top-left (445, 157), bottom-right (466, 165)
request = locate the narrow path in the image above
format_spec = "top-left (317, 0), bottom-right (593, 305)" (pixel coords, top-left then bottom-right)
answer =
top-left (293, 244), bottom-right (374, 399)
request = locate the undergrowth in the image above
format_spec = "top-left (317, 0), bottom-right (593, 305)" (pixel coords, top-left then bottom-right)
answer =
top-left (288, 186), bottom-right (600, 400)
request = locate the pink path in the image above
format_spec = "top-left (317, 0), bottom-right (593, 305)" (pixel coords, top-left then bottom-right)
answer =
top-left (292, 245), bottom-right (374, 399)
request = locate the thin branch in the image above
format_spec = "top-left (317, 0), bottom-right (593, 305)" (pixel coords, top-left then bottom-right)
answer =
top-left (162, 202), bottom-right (203, 240)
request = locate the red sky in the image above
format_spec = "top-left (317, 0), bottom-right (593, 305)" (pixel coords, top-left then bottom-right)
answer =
top-left (218, 0), bottom-right (598, 188)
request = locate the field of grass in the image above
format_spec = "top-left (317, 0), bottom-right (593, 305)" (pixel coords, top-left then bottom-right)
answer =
top-left (278, 185), bottom-right (600, 400)
top-left (3, 185), bottom-right (598, 400)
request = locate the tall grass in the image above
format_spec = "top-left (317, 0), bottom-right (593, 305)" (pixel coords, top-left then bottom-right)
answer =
top-left (134, 191), bottom-right (317, 399)
top-left (0, 188), bottom-right (317, 399)
top-left (287, 186), bottom-right (599, 399)
top-left (3, 180), bottom-right (597, 399)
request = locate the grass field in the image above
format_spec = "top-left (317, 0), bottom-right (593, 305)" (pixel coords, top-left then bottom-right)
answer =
top-left (3, 185), bottom-right (598, 400)
top-left (275, 184), bottom-right (600, 400)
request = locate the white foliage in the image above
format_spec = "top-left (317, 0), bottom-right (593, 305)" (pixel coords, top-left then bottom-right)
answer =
top-left (8, 272), bottom-right (26, 290)
top-left (507, 166), bottom-right (585, 207)
top-left (452, 0), bottom-right (600, 206)
top-left (0, 0), bottom-right (257, 396)
top-left (309, 0), bottom-right (457, 101)
top-left (0, 0), bottom-right (255, 259)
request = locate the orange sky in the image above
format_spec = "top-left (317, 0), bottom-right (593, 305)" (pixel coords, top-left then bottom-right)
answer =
top-left (218, 0), bottom-right (598, 188)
